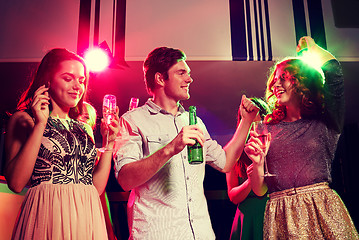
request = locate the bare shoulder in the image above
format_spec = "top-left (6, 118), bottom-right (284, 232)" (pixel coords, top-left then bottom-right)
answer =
top-left (6, 111), bottom-right (34, 136)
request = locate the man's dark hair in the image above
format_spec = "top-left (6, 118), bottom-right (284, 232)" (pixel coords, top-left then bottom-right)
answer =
top-left (143, 47), bottom-right (186, 94)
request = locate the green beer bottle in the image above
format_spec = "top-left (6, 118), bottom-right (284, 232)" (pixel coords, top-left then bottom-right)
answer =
top-left (188, 106), bottom-right (203, 164)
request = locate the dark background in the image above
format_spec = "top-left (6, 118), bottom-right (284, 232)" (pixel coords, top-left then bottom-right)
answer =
top-left (1, 59), bottom-right (358, 239)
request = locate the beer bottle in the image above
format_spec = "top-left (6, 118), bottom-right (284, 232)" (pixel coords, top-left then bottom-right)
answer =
top-left (188, 106), bottom-right (203, 164)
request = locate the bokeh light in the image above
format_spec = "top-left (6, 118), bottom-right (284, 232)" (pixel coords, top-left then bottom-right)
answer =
top-left (300, 51), bottom-right (325, 82)
top-left (84, 48), bottom-right (110, 72)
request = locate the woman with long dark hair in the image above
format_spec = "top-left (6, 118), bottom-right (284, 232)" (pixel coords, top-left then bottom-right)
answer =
top-left (4, 48), bottom-right (119, 239)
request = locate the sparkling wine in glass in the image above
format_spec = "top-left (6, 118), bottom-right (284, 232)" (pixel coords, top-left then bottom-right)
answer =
top-left (257, 134), bottom-right (276, 177)
top-left (128, 97), bottom-right (139, 111)
top-left (98, 94), bottom-right (117, 152)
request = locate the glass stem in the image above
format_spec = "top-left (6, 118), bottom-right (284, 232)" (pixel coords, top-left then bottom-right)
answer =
top-left (105, 131), bottom-right (109, 149)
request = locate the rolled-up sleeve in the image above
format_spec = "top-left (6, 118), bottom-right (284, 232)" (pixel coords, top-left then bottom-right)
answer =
top-left (113, 116), bottom-right (143, 179)
top-left (197, 118), bottom-right (226, 171)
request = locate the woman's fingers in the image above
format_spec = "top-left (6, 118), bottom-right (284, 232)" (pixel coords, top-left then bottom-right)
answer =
top-left (247, 131), bottom-right (264, 147)
top-left (31, 85), bottom-right (50, 123)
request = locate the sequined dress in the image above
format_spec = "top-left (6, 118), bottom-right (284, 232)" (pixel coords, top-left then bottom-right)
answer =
top-left (12, 117), bottom-right (107, 240)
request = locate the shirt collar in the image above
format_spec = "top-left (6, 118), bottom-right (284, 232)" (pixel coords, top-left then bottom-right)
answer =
top-left (145, 98), bottom-right (185, 116)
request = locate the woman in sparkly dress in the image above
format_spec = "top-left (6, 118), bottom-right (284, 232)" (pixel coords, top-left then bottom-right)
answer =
top-left (245, 37), bottom-right (358, 239)
top-left (4, 48), bottom-right (119, 239)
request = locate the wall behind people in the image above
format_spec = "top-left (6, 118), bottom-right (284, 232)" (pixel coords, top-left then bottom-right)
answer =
top-left (0, 1), bottom-right (80, 60)
top-left (1, 0), bottom-right (359, 62)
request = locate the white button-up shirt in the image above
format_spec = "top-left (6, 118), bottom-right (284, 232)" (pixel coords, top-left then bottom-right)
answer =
top-left (114, 99), bottom-right (226, 240)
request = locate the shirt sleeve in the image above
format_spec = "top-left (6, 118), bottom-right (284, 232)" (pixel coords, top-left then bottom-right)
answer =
top-left (197, 117), bottom-right (226, 171)
top-left (322, 59), bottom-right (345, 133)
top-left (113, 116), bottom-right (144, 179)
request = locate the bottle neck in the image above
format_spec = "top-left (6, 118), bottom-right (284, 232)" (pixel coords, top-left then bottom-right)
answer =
top-left (189, 106), bottom-right (197, 125)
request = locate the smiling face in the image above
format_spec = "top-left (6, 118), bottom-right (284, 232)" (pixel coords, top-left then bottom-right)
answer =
top-left (49, 60), bottom-right (86, 115)
top-left (272, 65), bottom-right (301, 108)
top-left (162, 60), bottom-right (193, 102)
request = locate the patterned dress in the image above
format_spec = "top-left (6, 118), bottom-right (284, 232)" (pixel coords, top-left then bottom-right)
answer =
top-left (12, 116), bottom-right (107, 240)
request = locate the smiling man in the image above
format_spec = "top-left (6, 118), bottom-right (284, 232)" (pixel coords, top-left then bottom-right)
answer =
top-left (114, 47), bottom-right (259, 239)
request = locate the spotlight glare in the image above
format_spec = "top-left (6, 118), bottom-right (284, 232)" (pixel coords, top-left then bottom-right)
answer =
top-left (84, 48), bottom-right (110, 72)
top-left (300, 51), bottom-right (325, 82)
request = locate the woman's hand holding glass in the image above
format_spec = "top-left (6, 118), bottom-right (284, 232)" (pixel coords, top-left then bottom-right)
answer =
top-left (99, 106), bottom-right (119, 152)
top-left (244, 131), bottom-right (273, 177)
top-left (98, 94), bottom-right (119, 152)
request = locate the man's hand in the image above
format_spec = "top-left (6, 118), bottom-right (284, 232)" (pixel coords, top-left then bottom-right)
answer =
top-left (239, 95), bottom-right (259, 122)
top-left (169, 125), bottom-right (204, 155)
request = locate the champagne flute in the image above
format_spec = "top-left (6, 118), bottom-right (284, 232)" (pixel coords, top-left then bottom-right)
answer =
top-left (257, 133), bottom-right (276, 177)
top-left (128, 97), bottom-right (139, 111)
top-left (98, 94), bottom-right (117, 152)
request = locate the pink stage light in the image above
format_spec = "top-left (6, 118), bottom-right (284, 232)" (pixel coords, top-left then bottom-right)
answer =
top-left (84, 47), bottom-right (110, 72)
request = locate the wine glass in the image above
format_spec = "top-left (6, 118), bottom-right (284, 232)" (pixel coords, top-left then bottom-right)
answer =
top-left (128, 97), bottom-right (139, 111)
top-left (257, 133), bottom-right (276, 177)
top-left (98, 94), bottom-right (117, 153)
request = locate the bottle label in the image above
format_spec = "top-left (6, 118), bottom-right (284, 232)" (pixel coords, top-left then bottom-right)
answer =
top-left (188, 144), bottom-right (203, 164)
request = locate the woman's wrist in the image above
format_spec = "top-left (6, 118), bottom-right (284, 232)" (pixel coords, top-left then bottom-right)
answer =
top-left (33, 120), bottom-right (47, 130)
top-left (102, 149), bottom-right (113, 153)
